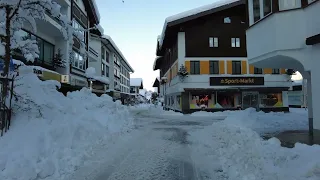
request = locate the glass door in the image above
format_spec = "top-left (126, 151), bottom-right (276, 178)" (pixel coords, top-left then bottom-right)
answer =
top-left (242, 91), bottom-right (259, 110)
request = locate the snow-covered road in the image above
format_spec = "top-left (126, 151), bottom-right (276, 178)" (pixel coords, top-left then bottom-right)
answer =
top-left (68, 108), bottom-right (224, 180)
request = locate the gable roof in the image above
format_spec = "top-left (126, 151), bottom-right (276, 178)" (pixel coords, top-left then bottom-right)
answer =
top-left (158, 0), bottom-right (244, 50)
top-left (130, 78), bottom-right (143, 89)
top-left (152, 77), bottom-right (160, 87)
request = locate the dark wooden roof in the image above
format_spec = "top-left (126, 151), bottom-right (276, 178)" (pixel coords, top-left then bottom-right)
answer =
top-left (152, 78), bottom-right (160, 87)
top-left (157, 0), bottom-right (245, 55)
top-left (83, 0), bottom-right (99, 26)
top-left (306, 33), bottom-right (320, 45)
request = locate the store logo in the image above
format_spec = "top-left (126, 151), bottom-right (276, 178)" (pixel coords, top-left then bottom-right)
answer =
top-left (210, 77), bottom-right (264, 86)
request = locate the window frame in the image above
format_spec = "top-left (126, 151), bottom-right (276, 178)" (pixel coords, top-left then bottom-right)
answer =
top-left (254, 67), bottom-right (263, 74)
top-left (101, 63), bottom-right (105, 76)
top-left (232, 61), bottom-right (242, 75)
top-left (105, 65), bottom-right (109, 77)
top-left (272, 68), bottom-right (280, 74)
top-left (209, 61), bottom-right (219, 74)
top-left (224, 17), bottom-right (231, 23)
top-left (190, 61), bottom-right (200, 75)
top-left (231, 38), bottom-right (241, 48)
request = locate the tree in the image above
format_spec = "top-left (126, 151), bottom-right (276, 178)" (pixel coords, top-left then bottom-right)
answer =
top-left (53, 48), bottom-right (66, 69)
top-left (0, 0), bottom-right (90, 110)
top-left (151, 92), bottom-right (158, 102)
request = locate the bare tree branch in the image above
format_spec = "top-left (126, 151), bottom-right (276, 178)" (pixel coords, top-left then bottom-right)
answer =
top-left (9, 0), bottom-right (22, 20)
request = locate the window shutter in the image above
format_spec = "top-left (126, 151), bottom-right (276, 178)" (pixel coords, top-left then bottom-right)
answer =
top-left (241, 60), bottom-right (247, 74)
top-left (200, 61), bottom-right (209, 74)
top-left (219, 61), bottom-right (225, 74)
top-left (227, 61), bottom-right (232, 74)
top-left (249, 65), bottom-right (254, 74)
top-left (264, 68), bottom-right (272, 74)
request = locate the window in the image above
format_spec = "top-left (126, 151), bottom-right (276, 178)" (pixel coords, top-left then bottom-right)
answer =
top-left (253, 0), bottom-right (261, 23)
top-left (72, 20), bottom-right (86, 43)
top-left (105, 51), bottom-right (109, 62)
top-left (209, 37), bottom-right (218, 48)
top-left (101, 47), bottom-right (105, 60)
top-left (190, 61), bottom-right (200, 75)
top-left (272, 68), bottom-right (280, 74)
top-left (101, 63), bottom-right (105, 76)
top-left (264, 0), bottom-right (272, 16)
top-left (232, 61), bottom-right (241, 74)
top-left (224, 17), bottom-right (231, 23)
top-left (209, 61), bottom-right (219, 74)
top-left (231, 38), bottom-right (240, 47)
top-left (279, 0), bottom-right (298, 10)
top-left (254, 67), bottom-right (263, 74)
top-left (105, 65), bottom-right (109, 77)
top-left (72, 50), bottom-right (86, 70)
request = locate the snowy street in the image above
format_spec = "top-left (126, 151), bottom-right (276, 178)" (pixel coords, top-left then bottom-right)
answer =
top-left (69, 107), bottom-right (225, 180)
top-left (66, 106), bottom-right (320, 180)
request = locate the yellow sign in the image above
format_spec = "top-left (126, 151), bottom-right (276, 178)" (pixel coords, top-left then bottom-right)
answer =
top-left (61, 75), bottom-right (69, 83)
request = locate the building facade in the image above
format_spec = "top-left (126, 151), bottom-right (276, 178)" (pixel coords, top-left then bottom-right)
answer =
top-left (87, 35), bottom-right (134, 100)
top-left (153, 0), bottom-right (292, 113)
top-left (245, 0), bottom-right (319, 137)
top-left (130, 78), bottom-right (144, 98)
top-left (13, 0), bottom-right (101, 94)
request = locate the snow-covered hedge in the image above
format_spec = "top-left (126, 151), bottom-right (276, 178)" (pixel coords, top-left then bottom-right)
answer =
top-left (0, 67), bottom-right (133, 180)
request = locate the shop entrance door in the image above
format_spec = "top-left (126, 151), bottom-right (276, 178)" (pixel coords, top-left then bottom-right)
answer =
top-left (242, 92), bottom-right (259, 110)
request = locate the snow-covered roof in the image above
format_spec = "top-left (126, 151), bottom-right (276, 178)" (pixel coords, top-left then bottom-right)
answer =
top-left (130, 78), bottom-right (143, 87)
top-left (85, 67), bottom-right (109, 84)
top-left (96, 24), bottom-right (104, 35)
top-left (92, 0), bottom-right (101, 21)
top-left (153, 56), bottom-right (162, 70)
top-left (292, 79), bottom-right (303, 86)
top-left (101, 35), bottom-right (134, 73)
top-left (158, 0), bottom-right (242, 48)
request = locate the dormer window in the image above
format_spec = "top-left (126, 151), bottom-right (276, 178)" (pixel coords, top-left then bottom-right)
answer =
top-left (224, 17), bottom-right (231, 23)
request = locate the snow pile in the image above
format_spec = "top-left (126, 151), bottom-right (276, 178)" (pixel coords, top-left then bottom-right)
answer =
top-left (85, 67), bottom-right (109, 84)
top-left (0, 67), bottom-right (133, 180)
top-left (223, 108), bottom-right (308, 135)
top-left (191, 117), bottom-right (320, 180)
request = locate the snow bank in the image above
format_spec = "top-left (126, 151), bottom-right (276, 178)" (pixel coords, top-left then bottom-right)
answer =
top-left (0, 67), bottom-right (133, 180)
top-left (191, 119), bottom-right (320, 180)
top-left (223, 108), bottom-right (308, 135)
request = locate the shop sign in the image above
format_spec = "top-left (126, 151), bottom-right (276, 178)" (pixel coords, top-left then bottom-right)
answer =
top-left (33, 68), bottom-right (43, 77)
top-left (92, 83), bottom-right (105, 91)
top-left (210, 77), bottom-right (264, 86)
top-left (61, 75), bottom-right (70, 83)
top-left (70, 76), bottom-right (88, 87)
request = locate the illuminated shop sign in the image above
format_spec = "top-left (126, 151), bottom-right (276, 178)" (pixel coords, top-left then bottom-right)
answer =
top-left (210, 77), bottom-right (264, 86)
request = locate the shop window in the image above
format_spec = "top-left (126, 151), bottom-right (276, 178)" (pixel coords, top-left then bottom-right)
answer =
top-left (232, 61), bottom-right (241, 75)
top-left (272, 68), bottom-right (280, 74)
top-left (209, 61), bottom-right (219, 74)
top-left (190, 94), bottom-right (214, 109)
top-left (260, 93), bottom-right (283, 107)
top-left (216, 92), bottom-right (241, 108)
top-left (190, 61), bottom-right (200, 74)
top-left (254, 67), bottom-right (263, 74)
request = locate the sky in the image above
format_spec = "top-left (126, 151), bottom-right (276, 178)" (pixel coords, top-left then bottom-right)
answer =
top-left (95, 0), bottom-right (302, 90)
top-left (95, 0), bottom-right (217, 90)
